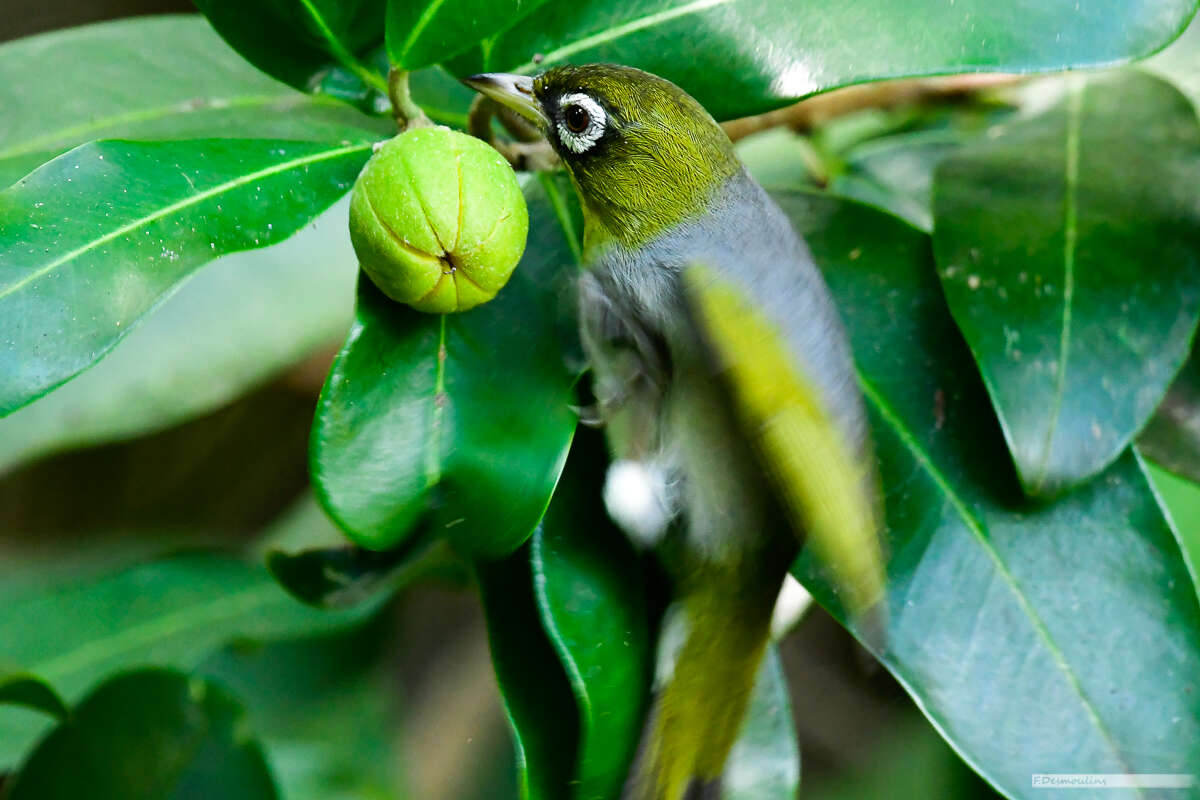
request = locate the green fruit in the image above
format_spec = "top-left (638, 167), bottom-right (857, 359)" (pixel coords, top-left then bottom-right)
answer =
top-left (349, 127), bottom-right (529, 313)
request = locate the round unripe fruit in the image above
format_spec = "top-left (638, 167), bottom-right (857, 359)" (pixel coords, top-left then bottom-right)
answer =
top-left (349, 128), bottom-right (528, 314)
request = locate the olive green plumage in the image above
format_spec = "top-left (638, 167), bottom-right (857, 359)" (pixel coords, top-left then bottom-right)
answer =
top-left (531, 65), bottom-right (740, 252)
top-left (467, 65), bottom-right (886, 800)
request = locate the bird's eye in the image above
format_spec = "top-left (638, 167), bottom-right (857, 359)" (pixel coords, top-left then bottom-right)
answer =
top-left (564, 103), bottom-right (590, 133)
top-left (556, 93), bottom-right (606, 154)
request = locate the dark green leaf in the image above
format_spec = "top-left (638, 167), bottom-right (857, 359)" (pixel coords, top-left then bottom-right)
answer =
top-left (5, 669), bottom-right (277, 800)
top-left (0, 16), bottom-right (387, 188)
top-left (0, 552), bottom-right (371, 766)
top-left (0, 138), bottom-right (371, 417)
top-left (193, 0), bottom-right (388, 101)
top-left (311, 175), bottom-right (580, 558)
top-left (932, 72), bottom-right (1200, 496)
top-left (471, 0), bottom-right (1197, 120)
top-left (531, 429), bottom-right (653, 800)
top-left (0, 676), bottom-right (68, 721)
top-left (199, 621), bottom-right (403, 800)
top-left (777, 190), bottom-right (1200, 797)
top-left (723, 648), bottom-right (800, 800)
top-left (1139, 349), bottom-right (1200, 485)
top-left (387, 0), bottom-right (553, 70)
top-left (267, 535), bottom-right (448, 609)
top-left (477, 547), bottom-right (580, 800)
top-left (0, 197), bottom-right (355, 475)
top-left (485, 430), bottom-right (801, 798)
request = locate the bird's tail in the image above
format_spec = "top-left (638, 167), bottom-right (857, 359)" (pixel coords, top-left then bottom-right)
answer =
top-left (624, 575), bottom-right (778, 800)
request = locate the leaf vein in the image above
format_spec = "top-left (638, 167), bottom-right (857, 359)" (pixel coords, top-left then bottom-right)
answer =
top-left (0, 141), bottom-right (370, 302)
top-left (857, 371), bottom-right (1136, 779)
top-left (512, 0), bottom-right (736, 73)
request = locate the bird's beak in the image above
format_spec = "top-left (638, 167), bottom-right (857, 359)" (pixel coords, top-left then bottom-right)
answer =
top-left (462, 73), bottom-right (548, 131)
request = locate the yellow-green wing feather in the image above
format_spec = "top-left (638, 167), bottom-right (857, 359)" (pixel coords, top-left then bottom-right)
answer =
top-left (681, 263), bottom-right (886, 622)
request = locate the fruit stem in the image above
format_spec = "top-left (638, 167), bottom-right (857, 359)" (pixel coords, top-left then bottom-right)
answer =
top-left (389, 67), bottom-right (431, 130)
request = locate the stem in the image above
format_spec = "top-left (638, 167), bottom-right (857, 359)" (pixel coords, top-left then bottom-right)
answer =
top-left (467, 95), bottom-right (559, 171)
top-left (388, 67), bottom-right (432, 131)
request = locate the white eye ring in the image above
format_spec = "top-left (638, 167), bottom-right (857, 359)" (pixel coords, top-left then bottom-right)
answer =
top-left (556, 93), bottom-right (607, 154)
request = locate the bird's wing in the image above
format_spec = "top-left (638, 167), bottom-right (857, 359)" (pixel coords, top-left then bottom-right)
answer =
top-left (679, 261), bottom-right (887, 624)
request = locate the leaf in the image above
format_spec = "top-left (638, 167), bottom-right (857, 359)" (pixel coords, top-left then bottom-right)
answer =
top-left (410, 65), bottom-right (478, 128)
top-left (477, 546), bottom-right (580, 800)
top-left (1146, 11), bottom-right (1200, 113)
top-left (0, 16), bottom-right (388, 189)
top-left (0, 137), bottom-right (372, 417)
top-left (199, 621), bottom-right (404, 800)
top-left (4, 668), bottom-right (277, 800)
top-left (311, 174), bottom-right (580, 558)
top-left (722, 648), bottom-right (800, 800)
top-left (387, 0), bottom-right (554, 70)
top-left (1139, 348), bottom-right (1200, 485)
top-left (469, 0), bottom-right (1198, 120)
top-left (1144, 458), bottom-right (1200, 597)
top-left (776, 190), bottom-right (1200, 797)
top-left (931, 71), bottom-right (1200, 497)
top-left (831, 129), bottom-right (967, 233)
top-left (530, 429), bottom-right (653, 800)
top-left (484, 430), bottom-right (801, 798)
top-left (0, 676), bottom-right (68, 721)
top-left (266, 536), bottom-right (446, 609)
top-left (0, 552), bottom-right (373, 767)
top-left (0, 196), bottom-right (356, 475)
top-left (193, 0), bottom-right (388, 100)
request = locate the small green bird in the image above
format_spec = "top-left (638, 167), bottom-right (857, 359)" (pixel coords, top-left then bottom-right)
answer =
top-left (467, 65), bottom-right (886, 800)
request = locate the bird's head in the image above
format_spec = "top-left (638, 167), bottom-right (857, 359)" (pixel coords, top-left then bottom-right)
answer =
top-left (466, 64), bottom-right (740, 251)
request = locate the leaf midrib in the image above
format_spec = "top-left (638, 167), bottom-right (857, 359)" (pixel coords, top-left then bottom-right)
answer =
top-left (508, 0), bottom-right (737, 73)
top-left (1031, 77), bottom-right (1084, 492)
top-left (856, 371), bottom-right (1139, 787)
top-left (0, 141), bottom-right (371, 302)
top-left (396, 0), bottom-right (452, 65)
top-left (32, 581), bottom-right (283, 687)
top-left (0, 92), bottom-right (341, 161)
top-left (297, 0), bottom-right (387, 93)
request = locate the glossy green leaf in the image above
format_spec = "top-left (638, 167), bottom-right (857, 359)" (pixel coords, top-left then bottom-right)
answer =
top-left (776, 190), bottom-right (1200, 797)
top-left (932, 71), bottom-right (1200, 497)
top-left (723, 648), bottom-right (800, 800)
top-left (5, 669), bottom-right (277, 800)
top-left (193, 0), bottom-right (388, 99)
top-left (1139, 349), bottom-right (1200, 485)
top-left (468, 0), bottom-right (1198, 120)
top-left (477, 546), bottom-right (580, 800)
top-left (0, 196), bottom-right (356, 475)
top-left (0, 676), bottom-right (68, 721)
top-left (531, 429), bottom-right (653, 800)
top-left (311, 175), bottom-right (580, 558)
top-left (0, 552), bottom-right (371, 767)
top-left (0, 16), bottom-right (387, 189)
top-left (387, 0), bottom-right (553, 70)
top-left (0, 138), bottom-right (371, 417)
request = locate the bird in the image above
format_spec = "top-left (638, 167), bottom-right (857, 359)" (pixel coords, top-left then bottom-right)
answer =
top-left (466, 64), bottom-right (886, 800)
